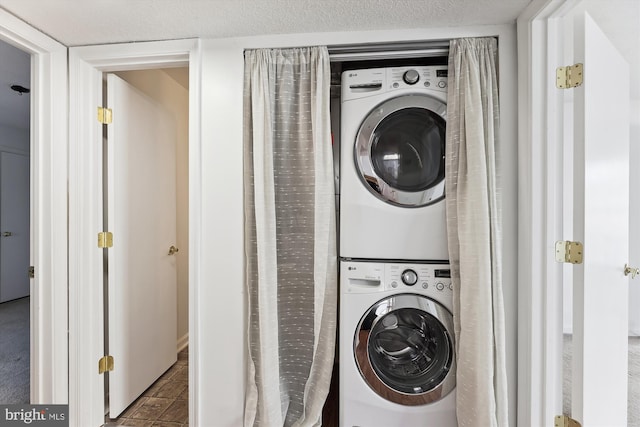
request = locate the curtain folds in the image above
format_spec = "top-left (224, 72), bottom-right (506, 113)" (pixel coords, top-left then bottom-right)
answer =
top-left (243, 46), bottom-right (337, 427)
top-left (445, 37), bottom-right (508, 427)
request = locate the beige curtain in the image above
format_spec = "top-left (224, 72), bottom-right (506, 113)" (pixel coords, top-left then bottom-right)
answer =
top-left (445, 37), bottom-right (508, 427)
top-left (243, 46), bottom-right (337, 427)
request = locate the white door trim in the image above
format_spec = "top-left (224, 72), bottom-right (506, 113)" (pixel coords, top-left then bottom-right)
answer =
top-left (0, 8), bottom-right (68, 405)
top-left (517, 0), bottom-right (585, 425)
top-left (68, 39), bottom-right (200, 426)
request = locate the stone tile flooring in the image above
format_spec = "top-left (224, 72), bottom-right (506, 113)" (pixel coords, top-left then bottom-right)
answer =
top-left (106, 347), bottom-right (188, 426)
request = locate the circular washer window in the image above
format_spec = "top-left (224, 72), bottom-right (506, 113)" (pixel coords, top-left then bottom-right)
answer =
top-left (355, 95), bottom-right (446, 207)
top-left (354, 293), bottom-right (456, 406)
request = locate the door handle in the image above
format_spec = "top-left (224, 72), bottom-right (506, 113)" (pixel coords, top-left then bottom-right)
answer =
top-left (1, 231), bottom-right (12, 237)
top-left (624, 264), bottom-right (639, 279)
top-left (168, 245), bottom-right (179, 256)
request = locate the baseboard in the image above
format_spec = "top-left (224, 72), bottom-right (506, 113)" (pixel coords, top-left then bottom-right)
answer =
top-left (177, 333), bottom-right (189, 352)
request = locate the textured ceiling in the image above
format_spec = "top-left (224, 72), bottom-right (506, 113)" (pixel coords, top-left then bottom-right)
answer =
top-left (0, 0), bottom-right (531, 46)
top-left (0, 0), bottom-right (530, 132)
top-left (0, 0), bottom-right (637, 132)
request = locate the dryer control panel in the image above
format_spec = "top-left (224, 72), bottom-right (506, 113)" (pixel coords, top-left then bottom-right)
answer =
top-left (388, 66), bottom-right (448, 92)
top-left (342, 66), bottom-right (448, 102)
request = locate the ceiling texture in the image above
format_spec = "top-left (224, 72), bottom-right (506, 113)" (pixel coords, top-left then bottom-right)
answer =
top-left (0, 0), bottom-right (531, 46)
top-left (0, 0), bottom-right (637, 132)
top-left (0, 0), bottom-right (531, 133)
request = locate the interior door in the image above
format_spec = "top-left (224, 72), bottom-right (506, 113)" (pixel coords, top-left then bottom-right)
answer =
top-left (0, 151), bottom-right (30, 303)
top-left (106, 73), bottom-right (178, 417)
top-left (569, 11), bottom-right (630, 426)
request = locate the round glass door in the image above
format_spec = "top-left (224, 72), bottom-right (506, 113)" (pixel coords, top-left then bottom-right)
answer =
top-left (355, 95), bottom-right (446, 207)
top-left (354, 294), bottom-right (456, 406)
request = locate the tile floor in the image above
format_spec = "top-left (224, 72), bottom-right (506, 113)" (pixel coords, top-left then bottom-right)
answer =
top-left (106, 347), bottom-right (188, 426)
top-left (105, 347), bottom-right (338, 426)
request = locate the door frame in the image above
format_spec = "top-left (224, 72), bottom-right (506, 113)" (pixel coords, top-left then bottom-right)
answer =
top-left (516, 0), bottom-right (590, 425)
top-left (0, 8), bottom-right (68, 404)
top-left (68, 39), bottom-right (201, 426)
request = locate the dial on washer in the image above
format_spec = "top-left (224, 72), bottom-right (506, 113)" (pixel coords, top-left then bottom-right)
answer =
top-left (401, 269), bottom-right (418, 286)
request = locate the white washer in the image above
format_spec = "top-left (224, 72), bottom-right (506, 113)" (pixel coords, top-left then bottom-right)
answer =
top-left (340, 66), bottom-right (449, 261)
top-left (340, 260), bottom-right (456, 427)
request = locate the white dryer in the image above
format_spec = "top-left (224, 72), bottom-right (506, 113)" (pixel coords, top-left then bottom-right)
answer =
top-left (339, 259), bottom-right (456, 427)
top-left (340, 66), bottom-right (448, 261)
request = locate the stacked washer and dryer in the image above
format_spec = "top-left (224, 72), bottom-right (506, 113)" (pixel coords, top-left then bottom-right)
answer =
top-left (338, 66), bottom-right (456, 426)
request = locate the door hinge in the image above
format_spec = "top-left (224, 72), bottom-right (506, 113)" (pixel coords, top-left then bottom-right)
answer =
top-left (97, 106), bottom-right (113, 124)
top-left (556, 63), bottom-right (583, 89)
top-left (555, 240), bottom-right (584, 264)
top-left (98, 355), bottom-right (114, 374)
top-left (555, 415), bottom-right (581, 427)
top-left (28, 266), bottom-right (34, 279)
top-left (98, 231), bottom-right (113, 248)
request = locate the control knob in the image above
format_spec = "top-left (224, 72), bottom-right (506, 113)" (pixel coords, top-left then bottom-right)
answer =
top-left (403, 69), bottom-right (420, 85)
top-left (401, 269), bottom-right (418, 286)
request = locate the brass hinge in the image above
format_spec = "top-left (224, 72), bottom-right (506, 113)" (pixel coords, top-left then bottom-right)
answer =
top-left (97, 107), bottom-right (113, 124)
top-left (556, 63), bottom-right (583, 89)
top-left (28, 266), bottom-right (34, 279)
top-left (555, 414), bottom-right (581, 427)
top-left (98, 355), bottom-right (114, 374)
top-left (98, 231), bottom-right (113, 248)
top-left (555, 240), bottom-right (584, 264)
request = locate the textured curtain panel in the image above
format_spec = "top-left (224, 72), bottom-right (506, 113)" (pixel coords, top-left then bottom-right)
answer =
top-left (445, 37), bottom-right (508, 427)
top-left (243, 46), bottom-right (337, 427)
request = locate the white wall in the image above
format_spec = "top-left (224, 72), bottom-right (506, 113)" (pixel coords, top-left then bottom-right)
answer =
top-left (114, 68), bottom-right (190, 347)
top-left (198, 24), bottom-right (519, 425)
top-left (0, 123), bottom-right (28, 154)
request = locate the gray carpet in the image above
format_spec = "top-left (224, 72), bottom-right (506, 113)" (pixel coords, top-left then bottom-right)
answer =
top-left (0, 297), bottom-right (30, 403)
top-left (563, 334), bottom-right (640, 426)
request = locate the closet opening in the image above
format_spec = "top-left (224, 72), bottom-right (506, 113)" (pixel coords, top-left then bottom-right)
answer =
top-left (322, 41), bottom-right (450, 425)
top-left (101, 67), bottom-right (190, 426)
top-left (0, 38), bottom-right (31, 406)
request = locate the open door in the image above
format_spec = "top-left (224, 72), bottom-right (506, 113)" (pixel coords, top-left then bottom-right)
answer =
top-left (0, 151), bottom-right (29, 302)
top-left (567, 10), bottom-right (630, 426)
top-left (106, 73), bottom-right (178, 417)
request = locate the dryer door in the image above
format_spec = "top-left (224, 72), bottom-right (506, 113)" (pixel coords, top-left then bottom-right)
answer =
top-left (354, 293), bottom-right (455, 406)
top-left (355, 95), bottom-right (446, 207)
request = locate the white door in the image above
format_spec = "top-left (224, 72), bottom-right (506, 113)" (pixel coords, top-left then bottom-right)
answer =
top-left (569, 11), bottom-right (630, 426)
top-left (106, 73), bottom-right (178, 417)
top-left (0, 151), bottom-right (30, 303)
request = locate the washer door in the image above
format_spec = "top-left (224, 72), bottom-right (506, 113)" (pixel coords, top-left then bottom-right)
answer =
top-left (354, 293), bottom-right (455, 406)
top-left (355, 95), bottom-right (446, 207)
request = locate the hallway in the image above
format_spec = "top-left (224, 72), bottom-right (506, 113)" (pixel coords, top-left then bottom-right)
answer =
top-left (107, 347), bottom-right (188, 426)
